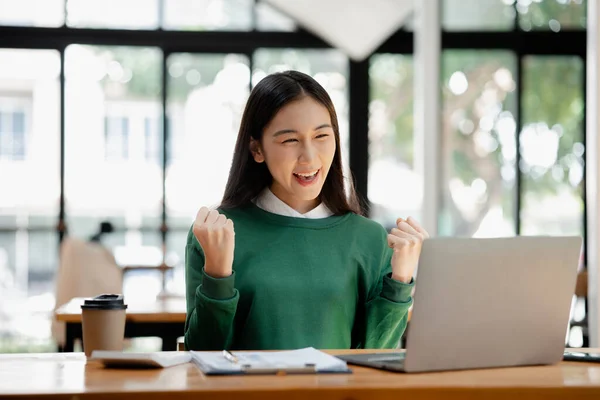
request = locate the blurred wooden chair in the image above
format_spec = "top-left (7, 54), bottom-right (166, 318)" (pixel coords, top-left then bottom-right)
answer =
top-left (575, 270), bottom-right (588, 298)
top-left (51, 237), bottom-right (123, 350)
top-left (570, 270), bottom-right (589, 347)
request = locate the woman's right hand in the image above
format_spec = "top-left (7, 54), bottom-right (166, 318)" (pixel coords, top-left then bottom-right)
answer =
top-left (192, 207), bottom-right (235, 278)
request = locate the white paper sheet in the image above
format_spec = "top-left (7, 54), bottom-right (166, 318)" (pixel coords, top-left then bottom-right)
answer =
top-left (190, 347), bottom-right (349, 373)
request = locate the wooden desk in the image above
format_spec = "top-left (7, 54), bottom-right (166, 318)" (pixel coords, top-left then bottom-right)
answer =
top-left (55, 297), bottom-right (186, 352)
top-left (1, 349), bottom-right (599, 400)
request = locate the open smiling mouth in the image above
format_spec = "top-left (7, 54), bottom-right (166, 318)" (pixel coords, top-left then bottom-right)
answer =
top-left (293, 169), bottom-right (320, 186)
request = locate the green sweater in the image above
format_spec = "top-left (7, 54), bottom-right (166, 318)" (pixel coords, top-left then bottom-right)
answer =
top-left (184, 203), bottom-right (414, 350)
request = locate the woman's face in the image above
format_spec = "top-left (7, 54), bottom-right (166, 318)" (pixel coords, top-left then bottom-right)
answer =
top-left (251, 96), bottom-right (336, 214)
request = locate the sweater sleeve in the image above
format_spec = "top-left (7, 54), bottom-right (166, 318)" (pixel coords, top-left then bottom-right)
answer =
top-left (184, 229), bottom-right (239, 350)
top-left (362, 230), bottom-right (415, 349)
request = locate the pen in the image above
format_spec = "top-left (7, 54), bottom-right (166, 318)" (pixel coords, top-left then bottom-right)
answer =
top-left (222, 350), bottom-right (239, 364)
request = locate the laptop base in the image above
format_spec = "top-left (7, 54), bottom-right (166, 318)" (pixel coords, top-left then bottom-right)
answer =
top-left (336, 352), bottom-right (406, 372)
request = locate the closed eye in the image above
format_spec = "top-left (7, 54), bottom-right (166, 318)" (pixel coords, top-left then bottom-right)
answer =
top-left (283, 138), bottom-right (299, 144)
top-left (316, 134), bottom-right (329, 139)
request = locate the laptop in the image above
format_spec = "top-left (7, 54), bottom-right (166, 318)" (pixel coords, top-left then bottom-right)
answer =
top-left (338, 236), bottom-right (582, 373)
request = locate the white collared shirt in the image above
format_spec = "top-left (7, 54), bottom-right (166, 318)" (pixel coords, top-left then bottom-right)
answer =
top-left (253, 188), bottom-right (334, 219)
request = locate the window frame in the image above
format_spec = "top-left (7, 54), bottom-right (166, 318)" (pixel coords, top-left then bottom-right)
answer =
top-left (0, 95), bottom-right (32, 161)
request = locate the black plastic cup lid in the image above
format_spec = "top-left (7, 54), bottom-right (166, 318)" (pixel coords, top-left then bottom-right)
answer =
top-left (80, 294), bottom-right (127, 310)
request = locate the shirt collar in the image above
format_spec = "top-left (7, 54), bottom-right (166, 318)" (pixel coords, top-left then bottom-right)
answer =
top-left (253, 188), bottom-right (334, 219)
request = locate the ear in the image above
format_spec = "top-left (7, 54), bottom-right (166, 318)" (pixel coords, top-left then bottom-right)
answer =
top-left (249, 138), bottom-right (265, 163)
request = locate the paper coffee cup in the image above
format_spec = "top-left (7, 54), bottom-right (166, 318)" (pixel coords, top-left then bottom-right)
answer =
top-left (81, 294), bottom-right (127, 357)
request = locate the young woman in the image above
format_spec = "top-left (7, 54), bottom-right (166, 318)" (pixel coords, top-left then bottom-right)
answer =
top-left (184, 70), bottom-right (429, 351)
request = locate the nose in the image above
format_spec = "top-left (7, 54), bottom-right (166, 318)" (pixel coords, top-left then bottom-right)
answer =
top-left (298, 142), bottom-right (317, 164)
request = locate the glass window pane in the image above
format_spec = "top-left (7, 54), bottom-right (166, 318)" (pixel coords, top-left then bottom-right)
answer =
top-left (166, 229), bottom-right (187, 295)
top-left (28, 231), bottom-right (58, 293)
top-left (0, 230), bottom-right (58, 353)
top-left (163, 0), bottom-right (252, 31)
top-left (13, 111), bottom-right (25, 133)
top-left (521, 56), bottom-right (584, 237)
top-left (0, 0), bottom-right (64, 27)
top-left (107, 230), bottom-right (165, 302)
top-left (66, 0), bottom-right (159, 29)
top-left (0, 231), bottom-right (17, 289)
top-left (144, 117), bottom-right (161, 164)
top-left (443, 0), bottom-right (515, 31)
top-left (440, 50), bottom-right (517, 237)
top-left (256, 1), bottom-right (296, 31)
top-left (166, 230), bottom-right (187, 268)
top-left (166, 53), bottom-right (250, 227)
top-left (253, 49), bottom-right (351, 188)
top-left (0, 109), bottom-right (28, 160)
top-left (369, 54), bottom-right (420, 230)
top-left (65, 45), bottom-right (163, 239)
top-left (104, 116), bottom-right (130, 161)
top-left (517, 0), bottom-right (586, 31)
top-left (101, 230), bottom-right (162, 262)
top-left (0, 49), bottom-right (60, 229)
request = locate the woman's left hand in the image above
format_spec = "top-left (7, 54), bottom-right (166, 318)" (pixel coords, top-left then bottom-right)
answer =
top-left (387, 217), bottom-right (430, 283)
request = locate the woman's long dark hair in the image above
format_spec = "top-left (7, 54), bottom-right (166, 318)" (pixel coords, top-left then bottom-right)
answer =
top-left (219, 70), bottom-right (362, 215)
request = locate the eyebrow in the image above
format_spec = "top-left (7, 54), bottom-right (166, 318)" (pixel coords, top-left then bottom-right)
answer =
top-left (272, 124), bottom-right (332, 137)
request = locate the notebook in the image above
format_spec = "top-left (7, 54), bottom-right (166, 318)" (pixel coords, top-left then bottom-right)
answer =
top-left (190, 347), bottom-right (351, 375)
top-left (90, 351), bottom-right (192, 368)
